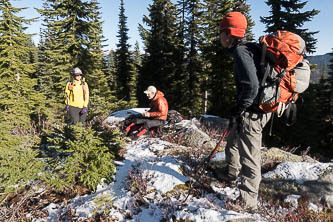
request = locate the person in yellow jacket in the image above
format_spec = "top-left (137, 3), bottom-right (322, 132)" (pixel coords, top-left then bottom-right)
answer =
top-left (65, 67), bottom-right (89, 125)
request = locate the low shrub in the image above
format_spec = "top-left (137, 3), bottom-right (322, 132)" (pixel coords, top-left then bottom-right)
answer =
top-left (44, 124), bottom-right (123, 191)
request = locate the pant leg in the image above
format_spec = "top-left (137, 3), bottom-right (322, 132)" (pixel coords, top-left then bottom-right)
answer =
top-left (134, 118), bottom-right (164, 129)
top-left (145, 119), bottom-right (165, 129)
top-left (68, 106), bottom-right (81, 125)
top-left (132, 119), bottom-right (165, 137)
top-left (126, 118), bottom-right (146, 136)
top-left (238, 111), bottom-right (271, 209)
top-left (79, 111), bottom-right (87, 123)
top-left (225, 125), bottom-right (241, 179)
top-left (133, 117), bottom-right (150, 126)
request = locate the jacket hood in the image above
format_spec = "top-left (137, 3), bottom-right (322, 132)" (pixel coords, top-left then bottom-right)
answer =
top-left (153, 90), bottom-right (164, 100)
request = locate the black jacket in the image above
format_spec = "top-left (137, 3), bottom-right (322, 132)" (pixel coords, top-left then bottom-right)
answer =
top-left (231, 41), bottom-right (263, 113)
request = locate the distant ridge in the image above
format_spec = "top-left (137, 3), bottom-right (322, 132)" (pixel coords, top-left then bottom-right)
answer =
top-left (307, 53), bottom-right (332, 83)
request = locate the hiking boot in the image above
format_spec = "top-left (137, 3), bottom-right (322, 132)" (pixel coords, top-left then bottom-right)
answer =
top-left (129, 134), bottom-right (139, 141)
top-left (125, 122), bottom-right (135, 132)
top-left (136, 128), bottom-right (148, 137)
top-left (122, 123), bottom-right (136, 136)
top-left (226, 197), bottom-right (258, 214)
top-left (213, 167), bottom-right (237, 188)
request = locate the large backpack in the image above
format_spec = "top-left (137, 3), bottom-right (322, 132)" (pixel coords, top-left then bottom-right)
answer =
top-left (258, 30), bottom-right (311, 125)
top-left (67, 77), bottom-right (87, 102)
top-left (167, 110), bottom-right (184, 124)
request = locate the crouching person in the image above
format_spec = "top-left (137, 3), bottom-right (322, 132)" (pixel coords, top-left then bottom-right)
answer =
top-left (124, 86), bottom-right (168, 138)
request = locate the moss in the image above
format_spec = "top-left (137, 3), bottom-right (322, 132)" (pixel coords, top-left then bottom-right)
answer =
top-left (147, 189), bottom-right (156, 194)
top-left (165, 184), bottom-right (189, 196)
top-left (174, 184), bottom-right (189, 191)
top-left (261, 148), bottom-right (317, 165)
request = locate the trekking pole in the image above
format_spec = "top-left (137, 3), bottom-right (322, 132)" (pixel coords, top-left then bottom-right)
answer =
top-left (206, 126), bottom-right (230, 162)
top-left (181, 126), bottom-right (230, 204)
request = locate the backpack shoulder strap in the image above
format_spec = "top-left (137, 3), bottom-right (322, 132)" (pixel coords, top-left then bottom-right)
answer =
top-left (259, 42), bottom-right (268, 87)
top-left (81, 79), bottom-right (87, 101)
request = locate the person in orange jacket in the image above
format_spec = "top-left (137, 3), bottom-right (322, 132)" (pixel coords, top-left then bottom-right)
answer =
top-left (124, 86), bottom-right (168, 138)
top-left (65, 67), bottom-right (89, 125)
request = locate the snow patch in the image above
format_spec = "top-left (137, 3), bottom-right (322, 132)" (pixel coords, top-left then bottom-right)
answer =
top-left (263, 162), bottom-right (333, 184)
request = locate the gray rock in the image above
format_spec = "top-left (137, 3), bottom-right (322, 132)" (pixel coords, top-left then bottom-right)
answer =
top-left (300, 167), bottom-right (333, 207)
top-left (180, 123), bottom-right (216, 151)
top-left (168, 119), bottom-right (215, 149)
top-left (261, 147), bottom-right (317, 166)
top-left (199, 115), bottom-right (229, 132)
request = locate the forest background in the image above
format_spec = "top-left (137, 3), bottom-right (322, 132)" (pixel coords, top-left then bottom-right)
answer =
top-left (0, 0), bottom-right (332, 197)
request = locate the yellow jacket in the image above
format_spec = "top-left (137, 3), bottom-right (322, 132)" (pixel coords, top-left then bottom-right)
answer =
top-left (65, 80), bottom-right (89, 108)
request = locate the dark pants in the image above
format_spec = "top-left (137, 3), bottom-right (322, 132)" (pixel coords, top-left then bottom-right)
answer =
top-left (225, 111), bottom-right (271, 209)
top-left (68, 106), bottom-right (87, 125)
top-left (125, 117), bottom-right (165, 137)
top-left (133, 118), bottom-right (165, 129)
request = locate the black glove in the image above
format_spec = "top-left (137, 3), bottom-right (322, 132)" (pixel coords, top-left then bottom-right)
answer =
top-left (229, 105), bottom-right (245, 131)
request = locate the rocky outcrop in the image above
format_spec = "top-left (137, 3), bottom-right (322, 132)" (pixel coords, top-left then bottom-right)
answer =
top-left (199, 115), bottom-right (229, 132)
top-left (261, 147), bottom-right (317, 165)
top-left (300, 167), bottom-right (333, 208)
top-left (174, 119), bottom-right (217, 151)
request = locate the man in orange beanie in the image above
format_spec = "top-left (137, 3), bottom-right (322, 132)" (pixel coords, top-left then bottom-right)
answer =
top-left (215, 11), bottom-right (272, 212)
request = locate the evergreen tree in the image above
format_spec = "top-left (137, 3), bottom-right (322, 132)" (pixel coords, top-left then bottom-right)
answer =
top-left (36, 1), bottom-right (72, 104)
top-left (327, 50), bottom-right (333, 114)
top-left (169, 0), bottom-right (188, 115)
top-left (0, 0), bottom-right (46, 193)
top-left (85, 0), bottom-right (118, 118)
top-left (0, 0), bottom-right (42, 129)
top-left (36, 1), bottom-right (66, 124)
top-left (105, 49), bottom-right (117, 90)
top-left (260, 0), bottom-right (319, 54)
top-left (318, 50), bottom-right (333, 155)
top-left (138, 0), bottom-right (180, 107)
top-left (128, 41), bottom-right (142, 107)
top-left (45, 124), bottom-right (123, 191)
top-left (115, 0), bottom-right (134, 102)
top-left (180, 0), bottom-right (205, 117)
top-left (37, 0), bottom-right (116, 118)
top-left (26, 39), bottom-right (39, 73)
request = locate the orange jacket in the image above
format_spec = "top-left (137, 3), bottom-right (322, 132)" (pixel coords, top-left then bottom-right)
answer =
top-left (148, 90), bottom-right (168, 120)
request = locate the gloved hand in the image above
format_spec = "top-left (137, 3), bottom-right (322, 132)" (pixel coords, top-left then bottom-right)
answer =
top-left (65, 105), bottom-right (70, 112)
top-left (229, 105), bottom-right (245, 131)
top-left (80, 107), bottom-right (88, 115)
top-left (68, 84), bottom-right (73, 91)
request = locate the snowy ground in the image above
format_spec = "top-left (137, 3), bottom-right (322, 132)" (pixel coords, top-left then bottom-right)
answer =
top-left (36, 109), bottom-right (333, 221)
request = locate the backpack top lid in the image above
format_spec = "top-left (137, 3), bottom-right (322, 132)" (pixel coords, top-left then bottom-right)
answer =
top-left (260, 30), bottom-right (306, 70)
